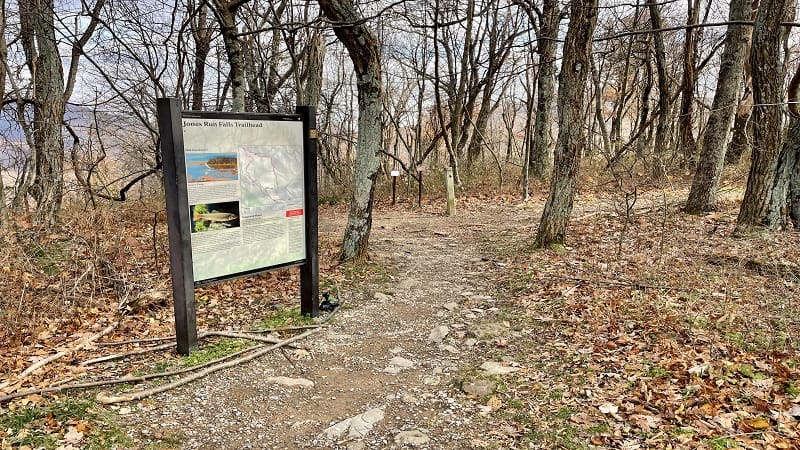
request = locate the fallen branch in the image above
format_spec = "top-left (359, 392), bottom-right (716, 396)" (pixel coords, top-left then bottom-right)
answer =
top-left (17, 321), bottom-right (119, 379)
top-left (84, 331), bottom-right (287, 367)
top-left (199, 330), bottom-right (284, 344)
top-left (1, 340), bottom-right (271, 404)
top-left (237, 324), bottom-right (321, 333)
top-left (97, 324), bottom-right (320, 347)
top-left (97, 336), bottom-right (174, 346)
top-left (550, 275), bottom-right (678, 291)
top-left (96, 328), bottom-right (321, 404)
top-left (81, 342), bottom-right (176, 366)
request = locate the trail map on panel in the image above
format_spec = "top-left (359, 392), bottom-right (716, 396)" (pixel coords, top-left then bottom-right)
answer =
top-left (240, 145), bottom-right (304, 210)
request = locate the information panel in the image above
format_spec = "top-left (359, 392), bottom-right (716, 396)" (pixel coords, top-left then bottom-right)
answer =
top-left (181, 116), bottom-right (306, 284)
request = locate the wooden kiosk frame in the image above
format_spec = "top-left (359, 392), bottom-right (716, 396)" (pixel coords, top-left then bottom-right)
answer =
top-left (157, 98), bottom-right (319, 355)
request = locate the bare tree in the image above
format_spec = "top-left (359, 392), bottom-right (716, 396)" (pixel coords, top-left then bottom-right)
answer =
top-left (736, 0), bottom-right (792, 231)
top-left (16, 0), bottom-right (106, 226)
top-left (317, 0), bottom-right (383, 262)
top-left (534, 0), bottom-right (599, 247)
top-left (685, 0), bottom-right (752, 213)
top-left (189, 0), bottom-right (214, 110)
top-left (519, 0), bottom-right (560, 180)
top-left (725, 0), bottom-right (759, 166)
top-left (677, 0), bottom-right (700, 166)
top-left (764, 56), bottom-right (800, 228)
top-left (647, 1), bottom-right (671, 179)
top-left (211, 0), bottom-right (248, 112)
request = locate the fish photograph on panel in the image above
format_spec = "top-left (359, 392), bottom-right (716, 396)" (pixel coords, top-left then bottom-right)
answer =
top-left (190, 201), bottom-right (240, 233)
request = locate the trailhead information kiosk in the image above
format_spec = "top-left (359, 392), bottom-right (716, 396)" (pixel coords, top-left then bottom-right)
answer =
top-left (157, 98), bottom-right (319, 355)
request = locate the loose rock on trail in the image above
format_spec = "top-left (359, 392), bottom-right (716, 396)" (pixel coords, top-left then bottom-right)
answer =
top-left (123, 204), bottom-right (528, 449)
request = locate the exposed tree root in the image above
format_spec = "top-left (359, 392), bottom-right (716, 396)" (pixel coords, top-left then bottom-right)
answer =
top-left (3, 298), bottom-right (345, 404)
top-left (96, 328), bottom-right (321, 404)
top-left (83, 331), bottom-right (297, 367)
top-left (0, 328), bottom-right (320, 404)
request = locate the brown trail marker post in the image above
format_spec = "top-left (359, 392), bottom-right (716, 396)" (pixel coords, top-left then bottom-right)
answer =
top-left (418, 167), bottom-right (424, 207)
top-left (445, 167), bottom-right (456, 216)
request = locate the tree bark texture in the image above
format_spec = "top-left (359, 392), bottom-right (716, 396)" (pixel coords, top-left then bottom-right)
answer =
top-left (212, 0), bottom-right (246, 112)
top-left (21, 0), bottom-right (67, 226)
top-left (534, 0), bottom-right (598, 247)
top-left (529, 0), bottom-right (560, 179)
top-left (764, 118), bottom-right (800, 228)
top-left (297, 31), bottom-right (325, 107)
top-left (648, 3), bottom-right (671, 179)
top-left (764, 60), bottom-right (800, 228)
top-left (725, 0), bottom-right (759, 165)
top-left (685, 0), bottom-right (752, 214)
top-left (190, 1), bottom-right (212, 111)
top-left (736, 0), bottom-right (791, 231)
top-left (726, 104), bottom-right (752, 164)
top-left (317, 0), bottom-right (383, 262)
top-left (790, 148), bottom-right (800, 228)
top-left (678, 0), bottom-right (700, 166)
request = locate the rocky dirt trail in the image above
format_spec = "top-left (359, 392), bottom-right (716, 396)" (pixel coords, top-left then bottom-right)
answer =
top-left (124, 204), bottom-right (535, 449)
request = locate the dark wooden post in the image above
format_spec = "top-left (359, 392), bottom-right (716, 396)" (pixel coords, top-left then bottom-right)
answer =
top-left (391, 170), bottom-right (398, 206)
top-left (298, 106), bottom-right (319, 317)
top-left (157, 98), bottom-right (198, 355)
top-left (418, 169), bottom-right (423, 207)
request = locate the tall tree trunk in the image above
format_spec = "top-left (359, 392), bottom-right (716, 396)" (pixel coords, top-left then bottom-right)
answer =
top-left (297, 31), bottom-right (325, 108)
top-left (678, 0), bottom-right (700, 166)
top-left (521, 49), bottom-right (536, 201)
top-left (648, 2), bottom-right (671, 179)
top-left (317, 0), bottom-right (383, 262)
top-left (790, 148), bottom-right (800, 229)
top-left (725, 0), bottom-right (759, 165)
top-left (24, 0), bottom-right (102, 225)
top-left (189, 1), bottom-right (212, 111)
top-left (591, 54), bottom-right (612, 156)
top-left (685, 0), bottom-right (752, 213)
top-left (529, 0), bottom-right (560, 179)
top-left (736, 0), bottom-right (791, 231)
top-left (17, 0), bottom-right (105, 226)
top-left (726, 101), bottom-right (753, 164)
top-left (765, 119), bottom-right (800, 228)
top-left (534, 0), bottom-right (598, 247)
top-left (764, 61), bottom-right (800, 228)
top-left (0, 0), bottom-right (7, 227)
top-left (21, 0), bottom-right (66, 226)
top-left (212, 0), bottom-right (246, 112)
top-left (635, 57), bottom-right (653, 161)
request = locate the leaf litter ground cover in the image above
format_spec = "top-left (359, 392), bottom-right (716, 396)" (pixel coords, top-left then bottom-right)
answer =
top-left (0, 202), bottom-right (354, 448)
top-left (468, 195), bottom-right (799, 449)
top-left (0, 191), bottom-right (798, 449)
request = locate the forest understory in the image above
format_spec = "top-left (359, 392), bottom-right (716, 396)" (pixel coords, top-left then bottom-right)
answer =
top-left (0, 172), bottom-right (798, 449)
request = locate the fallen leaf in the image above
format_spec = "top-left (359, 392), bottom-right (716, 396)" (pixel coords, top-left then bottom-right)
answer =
top-left (739, 417), bottom-right (770, 432)
top-left (599, 402), bottom-right (618, 414)
top-left (75, 421), bottom-right (91, 433)
top-left (63, 427), bottom-right (84, 444)
top-left (486, 395), bottom-right (503, 411)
